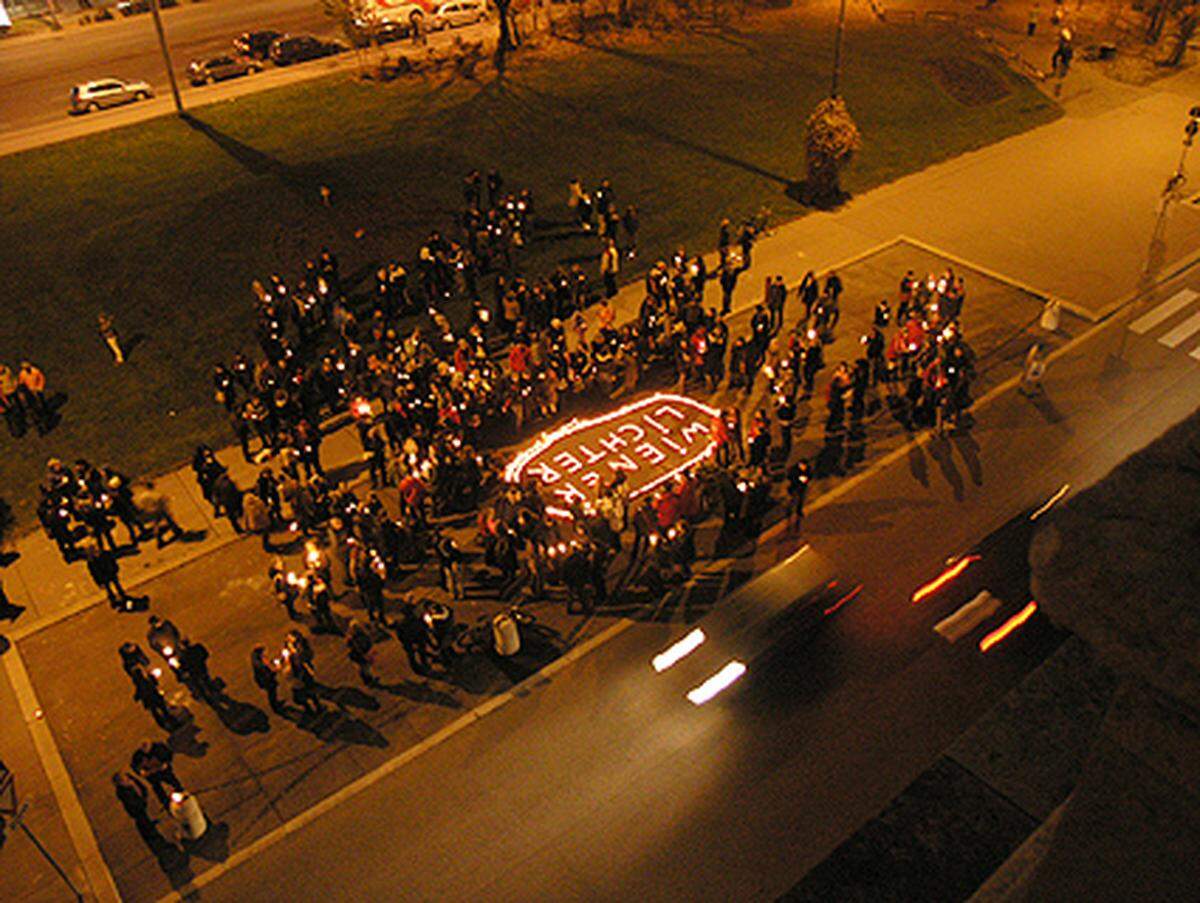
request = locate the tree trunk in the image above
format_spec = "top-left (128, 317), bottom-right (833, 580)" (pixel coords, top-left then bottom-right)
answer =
top-left (495, 0), bottom-right (512, 73)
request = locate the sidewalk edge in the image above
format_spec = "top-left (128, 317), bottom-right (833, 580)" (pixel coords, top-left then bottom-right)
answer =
top-left (3, 644), bottom-right (121, 903)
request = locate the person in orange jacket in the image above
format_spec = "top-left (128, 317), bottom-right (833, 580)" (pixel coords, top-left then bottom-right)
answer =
top-left (17, 361), bottom-right (49, 435)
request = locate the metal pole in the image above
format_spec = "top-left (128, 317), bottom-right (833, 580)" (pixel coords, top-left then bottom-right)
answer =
top-left (149, 0), bottom-right (184, 114)
top-left (830, 0), bottom-right (848, 97)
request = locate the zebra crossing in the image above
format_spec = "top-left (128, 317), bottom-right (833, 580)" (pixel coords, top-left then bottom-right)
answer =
top-left (1129, 288), bottom-right (1200, 360)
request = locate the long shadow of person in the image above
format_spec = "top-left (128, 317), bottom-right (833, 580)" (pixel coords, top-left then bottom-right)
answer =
top-left (927, 434), bottom-right (965, 501)
top-left (377, 679), bottom-right (462, 708)
top-left (951, 430), bottom-right (984, 487)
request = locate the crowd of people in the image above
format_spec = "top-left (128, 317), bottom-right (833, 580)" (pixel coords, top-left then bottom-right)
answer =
top-left (15, 169), bottom-right (990, 849)
top-left (0, 360), bottom-right (52, 438)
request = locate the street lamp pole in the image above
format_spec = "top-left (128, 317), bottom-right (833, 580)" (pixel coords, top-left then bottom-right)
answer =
top-left (830, 0), bottom-right (848, 97)
top-left (149, 0), bottom-right (184, 114)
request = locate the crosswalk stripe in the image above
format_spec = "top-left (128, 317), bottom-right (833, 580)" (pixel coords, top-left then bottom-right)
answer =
top-left (1189, 343), bottom-right (1200, 361)
top-left (1158, 311), bottom-right (1200, 348)
top-left (1130, 288), bottom-right (1198, 334)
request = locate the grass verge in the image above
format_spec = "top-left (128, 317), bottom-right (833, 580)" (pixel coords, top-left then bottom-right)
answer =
top-left (0, 15), bottom-right (1059, 526)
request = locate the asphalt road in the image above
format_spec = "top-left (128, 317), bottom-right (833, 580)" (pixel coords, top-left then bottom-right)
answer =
top-left (0, 0), bottom-right (493, 152)
top-left (193, 273), bottom-right (1200, 901)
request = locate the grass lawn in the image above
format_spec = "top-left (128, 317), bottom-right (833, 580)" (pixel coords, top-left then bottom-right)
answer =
top-left (0, 13), bottom-right (1058, 529)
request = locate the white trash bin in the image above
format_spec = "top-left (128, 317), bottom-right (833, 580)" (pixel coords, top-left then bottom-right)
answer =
top-left (492, 613), bottom-right (521, 657)
top-left (169, 790), bottom-right (208, 840)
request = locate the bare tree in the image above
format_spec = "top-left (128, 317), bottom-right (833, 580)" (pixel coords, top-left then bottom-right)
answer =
top-left (323, 0), bottom-right (379, 73)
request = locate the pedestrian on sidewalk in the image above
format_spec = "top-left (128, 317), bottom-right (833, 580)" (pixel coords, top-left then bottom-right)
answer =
top-left (133, 479), bottom-right (183, 548)
top-left (86, 542), bottom-right (130, 609)
top-left (622, 205), bottom-right (639, 259)
top-left (113, 771), bottom-right (170, 847)
top-left (435, 531), bottom-right (465, 600)
top-left (131, 740), bottom-right (182, 806)
top-left (395, 599), bottom-right (433, 676)
top-left (243, 489), bottom-right (274, 551)
top-left (129, 662), bottom-right (181, 731)
top-left (719, 260), bottom-right (740, 315)
top-left (600, 238), bottom-right (620, 299)
top-left (212, 471), bottom-right (244, 533)
top-left (17, 361), bottom-right (50, 435)
top-left (786, 458), bottom-right (811, 532)
top-left (799, 271), bottom-right (819, 322)
top-left (346, 619), bottom-right (380, 687)
top-left (738, 220), bottom-right (755, 270)
top-left (1020, 342), bottom-right (1047, 395)
top-left (269, 559), bottom-right (300, 620)
top-left (251, 645), bottom-right (284, 713)
top-left (767, 275), bottom-right (787, 334)
top-left (98, 312), bottom-right (125, 365)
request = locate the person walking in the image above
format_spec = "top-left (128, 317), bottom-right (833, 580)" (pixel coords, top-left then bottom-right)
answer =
top-left (133, 480), bottom-right (183, 548)
top-left (251, 645), bottom-right (284, 713)
top-left (98, 312), bottom-right (125, 364)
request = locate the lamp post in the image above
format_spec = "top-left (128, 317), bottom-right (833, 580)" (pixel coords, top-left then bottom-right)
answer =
top-left (149, 0), bottom-right (184, 114)
top-left (830, 0), bottom-right (848, 97)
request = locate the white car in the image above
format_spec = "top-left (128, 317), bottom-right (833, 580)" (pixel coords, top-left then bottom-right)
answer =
top-left (431, 0), bottom-right (488, 30)
top-left (69, 79), bottom-right (154, 114)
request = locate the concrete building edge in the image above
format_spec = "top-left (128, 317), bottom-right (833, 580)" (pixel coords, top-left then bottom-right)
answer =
top-left (2, 644), bottom-right (121, 903)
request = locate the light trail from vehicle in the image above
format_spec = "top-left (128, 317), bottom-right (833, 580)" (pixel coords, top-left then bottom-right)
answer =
top-left (978, 601), bottom-right (1039, 653)
top-left (823, 584), bottom-right (863, 617)
top-left (686, 661), bottom-right (747, 705)
top-left (652, 629), bottom-right (706, 673)
top-left (911, 556), bottom-right (981, 605)
top-left (1029, 484), bottom-right (1070, 520)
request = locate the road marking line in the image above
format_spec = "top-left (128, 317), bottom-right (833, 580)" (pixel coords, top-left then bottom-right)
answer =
top-left (934, 591), bottom-right (1002, 643)
top-left (1190, 342), bottom-right (1200, 361)
top-left (3, 644), bottom-right (121, 903)
top-left (1129, 288), bottom-right (1197, 334)
top-left (158, 617), bottom-right (633, 902)
top-left (1157, 310), bottom-right (1200, 348)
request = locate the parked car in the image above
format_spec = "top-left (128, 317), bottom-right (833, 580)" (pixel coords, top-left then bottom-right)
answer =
top-left (349, 18), bottom-right (411, 47)
top-left (187, 55), bottom-right (262, 86)
top-left (268, 35), bottom-right (345, 66)
top-left (116, 0), bottom-right (177, 16)
top-left (233, 30), bottom-right (283, 62)
top-left (69, 79), bottom-right (153, 115)
top-left (430, 0), bottom-right (488, 29)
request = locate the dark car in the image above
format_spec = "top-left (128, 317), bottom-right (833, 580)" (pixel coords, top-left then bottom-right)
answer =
top-left (117, 0), bottom-right (177, 15)
top-left (349, 19), bottom-right (411, 47)
top-left (187, 55), bottom-right (262, 87)
top-left (268, 35), bottom-right (344, 67)
top-left (233, 30), bottom-right (283, 62)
